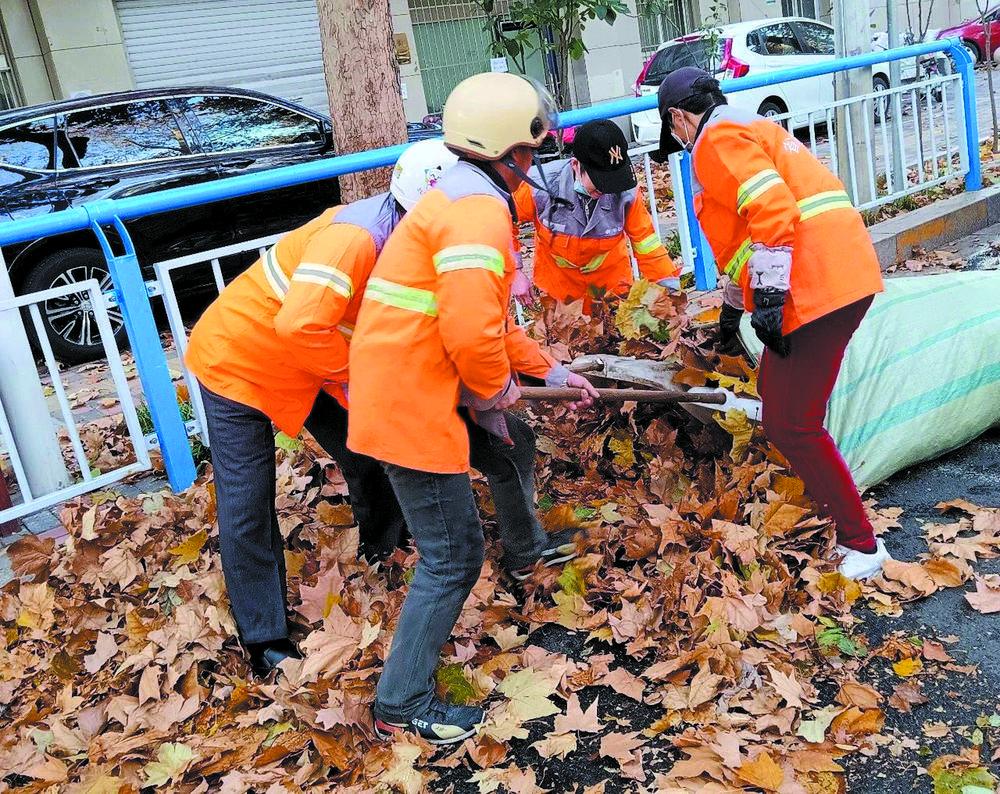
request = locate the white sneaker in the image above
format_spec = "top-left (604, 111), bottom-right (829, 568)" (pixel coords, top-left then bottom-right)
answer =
top-left (836, 538), bottom-right (891, 580)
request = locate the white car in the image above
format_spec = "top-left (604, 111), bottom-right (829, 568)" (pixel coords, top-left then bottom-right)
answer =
top-left (631, 17), bottom-right (897, 144)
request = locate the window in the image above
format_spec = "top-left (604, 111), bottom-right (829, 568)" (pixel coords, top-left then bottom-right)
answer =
top-left (0, 117), bottom-right (67, 171)
top-left (180, 95), bottom-right (324, 154)
top-left (795, 22), bottom-right (834, 55)
top-left (643, 38), bottom-right (723, 84)
top-left (748, 22), bottom-right (805, 56)
top-left (64, 100), bottom-right (188, 168)
top-left (781, 0), bottom-right (817, 17)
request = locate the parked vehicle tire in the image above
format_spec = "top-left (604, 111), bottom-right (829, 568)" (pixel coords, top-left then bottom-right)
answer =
top-left (22, 248), bottom-right (128, 365)
top-left (963, 40), bottom-right (982, 65)
top-left (872, 75), bottom-right (891, 123)
top-left (757, 100), bottom-right (785, 120)
top-left (757, 100), bottom-right (790, 131)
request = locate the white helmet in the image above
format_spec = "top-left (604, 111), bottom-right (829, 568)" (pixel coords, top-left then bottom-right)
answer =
top-left (389, 139), bottom-right (459, 211)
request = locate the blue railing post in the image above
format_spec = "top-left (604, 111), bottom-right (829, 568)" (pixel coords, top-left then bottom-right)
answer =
top-left (677, 152), bottom-right (717, 291)
top-left (85, 210), bottom-right (196, 491)
top-left (947, 41), bottom-right (984, 192)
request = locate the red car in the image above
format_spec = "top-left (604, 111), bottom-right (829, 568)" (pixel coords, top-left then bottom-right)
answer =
top-left (931, 5), bottom-right (1000, 64)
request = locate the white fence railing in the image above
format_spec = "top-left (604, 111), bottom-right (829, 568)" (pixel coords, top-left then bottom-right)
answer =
top-left (147, 235), bottom-right (284, 447)
top-left (631, 67), bottom-right (966, 280)
top-left (0, 280), bottom-right (150, 523)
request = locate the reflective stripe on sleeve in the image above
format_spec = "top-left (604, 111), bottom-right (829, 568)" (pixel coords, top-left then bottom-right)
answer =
top-left (736, 169), bottom-right (783, 214)
top-left (723, 238), bottom-right (753, 282)
top-left (633, 233), bottom-right (662, 255)
top-left (364, 277), bottom-right (438, 317)
top-left (291, 262), bottom-right (353, 299)
top-left (262, 246), bottom-right (289, 299)
top-left (433, 244), bottom-right (505, 276)
top-left (797, 190), bottom-right (854, 221)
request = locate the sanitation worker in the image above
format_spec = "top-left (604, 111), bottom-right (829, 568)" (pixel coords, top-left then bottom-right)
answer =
top-left (185, 140), bottom-right (459, 678)
top-left (512, 119), bottom-right (681, 307)
top-left (652, 67), bottom-right (893, 580)
top-left (347, 73), bottom-right (600, 745)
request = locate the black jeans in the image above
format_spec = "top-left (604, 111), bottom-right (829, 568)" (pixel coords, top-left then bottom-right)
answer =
top-left (200, 384), bottom-right (406, 643)
top-left (375, 412), bottom-right (547, 721)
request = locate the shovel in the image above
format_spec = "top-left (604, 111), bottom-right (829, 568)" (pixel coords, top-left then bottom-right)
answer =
top-left (519, 387), bottom-right (727, 405)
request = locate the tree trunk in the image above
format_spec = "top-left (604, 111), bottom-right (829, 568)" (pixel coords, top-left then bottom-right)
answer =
top-left (986, 26), bottom-right (1000, 154)
top-left (317, 0), bottom-right (408, 202)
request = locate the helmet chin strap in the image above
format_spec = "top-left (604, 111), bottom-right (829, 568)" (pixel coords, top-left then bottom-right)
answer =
top-left (502, 149), bottom-right (572, 207)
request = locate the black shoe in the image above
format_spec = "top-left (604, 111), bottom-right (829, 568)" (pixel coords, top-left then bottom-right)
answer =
top-left (508, 527), bottom-right (583, 583)
top-left (247, 638), bottom-right (302, 679)
top-left (374, 698), bottom-right (484, 745)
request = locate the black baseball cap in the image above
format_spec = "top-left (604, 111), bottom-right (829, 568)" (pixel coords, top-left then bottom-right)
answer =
top-left (572, 120), bottom-right (637, 194)
top-left (652, 66), bottom-right (713, 162)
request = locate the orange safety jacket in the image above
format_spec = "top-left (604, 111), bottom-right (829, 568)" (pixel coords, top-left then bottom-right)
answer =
top-left (691, 105), bottom-right (883, 333)
top-left (347, 160), bottom-right (556, 474)
top-left (514, 159), bottom-right (679, 303)
top-left (186, 193), bottom-right (401, 435)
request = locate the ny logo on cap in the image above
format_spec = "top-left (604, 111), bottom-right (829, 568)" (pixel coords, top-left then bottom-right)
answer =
top-left (608, 145), bottom-right (623, 165)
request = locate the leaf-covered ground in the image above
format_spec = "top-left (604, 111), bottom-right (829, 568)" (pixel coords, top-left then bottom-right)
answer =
top-left (1, 287), bottom-right (998, 793)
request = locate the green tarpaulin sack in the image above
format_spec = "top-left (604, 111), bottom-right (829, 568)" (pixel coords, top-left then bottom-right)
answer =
top-left (740, 270), bottom-right (1000, 489)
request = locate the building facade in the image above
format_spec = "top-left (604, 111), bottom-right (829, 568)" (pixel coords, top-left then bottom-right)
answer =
top-left (0, 0), bottom-right (987, 119)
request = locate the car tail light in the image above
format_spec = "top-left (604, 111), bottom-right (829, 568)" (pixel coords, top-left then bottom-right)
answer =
top-left (720, 38), bottom-right (750, 79)
top-left (634, 54), bottom-right (655, 96)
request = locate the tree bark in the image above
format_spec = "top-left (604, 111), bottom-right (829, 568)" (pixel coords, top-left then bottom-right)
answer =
top-left (981, 7), bottom-right (1000, 154)
top-left (317, 0), bottom-right (408, 202)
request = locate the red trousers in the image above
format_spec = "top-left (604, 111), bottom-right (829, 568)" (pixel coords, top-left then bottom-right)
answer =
top-left (758, 296), bottom-right (876, 551)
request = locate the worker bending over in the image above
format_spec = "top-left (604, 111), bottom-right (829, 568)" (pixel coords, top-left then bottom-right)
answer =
top-left (347, 73), bottom-right (599, 744)
top-left (654, 67), bottom-right (892, 580)
top-left (185, 141), bottom-right (458, 677)
top-left (512, 119), bottom-right (680, 307)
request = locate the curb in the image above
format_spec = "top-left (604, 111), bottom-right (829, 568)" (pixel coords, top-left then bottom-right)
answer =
top-left (869, 184), bottom-right (1000, 269)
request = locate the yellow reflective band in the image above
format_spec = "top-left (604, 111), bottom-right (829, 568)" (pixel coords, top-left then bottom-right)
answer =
top-left (736, 169), bottom-right (783, 213)
top-left (262, 246), bottom-right (289, 299)
top-left (580, 252), bottom-right (608, 274)
top-left (364, 277), bottom-right (438, 317)
top-left (633, 233), bottom-right (662, 255)
top-left (797, 190), bottom-right (854, 221)
top-left (553, 252), bottom-right (608, 273)
top-left (292, 263), bottom-right (353, 299)
top-left (433, 244), bottom-right (505, 276)
top-left (724, 238), bottom-right (753, 281)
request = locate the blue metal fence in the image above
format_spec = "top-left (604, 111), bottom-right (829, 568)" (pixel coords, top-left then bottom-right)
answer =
top-left (0, 38), bottom-right (982, 493)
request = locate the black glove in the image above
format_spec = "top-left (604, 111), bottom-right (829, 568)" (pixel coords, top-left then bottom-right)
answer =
top-left (717, 301), bottom-right (744, 356)
top-left (750, 288), bottom-right (791, 358)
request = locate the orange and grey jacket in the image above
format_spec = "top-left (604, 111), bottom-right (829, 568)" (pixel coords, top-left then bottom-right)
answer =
top-left (186, 192), bottom-right (401, 435)
top-left (691, 105), bottom-right (883, 333)
top-left (347, 160), bottom-right (556, 474)
top-left (514, 159), bottom-right (679, 303)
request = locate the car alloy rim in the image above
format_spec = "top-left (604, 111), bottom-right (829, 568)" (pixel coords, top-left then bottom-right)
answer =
top-left (44, 264), bottom-right (124, 348)
top-left (873, 81), bottom-right (890, 122)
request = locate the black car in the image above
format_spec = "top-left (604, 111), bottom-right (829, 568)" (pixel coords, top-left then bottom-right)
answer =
top-left (0, 87), bottom-right (442, 363)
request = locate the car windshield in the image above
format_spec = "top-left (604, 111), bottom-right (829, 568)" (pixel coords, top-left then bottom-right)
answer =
top-left (643, 37), bottom-right (724, 85)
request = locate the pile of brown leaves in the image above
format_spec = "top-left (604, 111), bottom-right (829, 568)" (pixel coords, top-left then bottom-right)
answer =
top-left (1, 288), bottom-right (998, 793)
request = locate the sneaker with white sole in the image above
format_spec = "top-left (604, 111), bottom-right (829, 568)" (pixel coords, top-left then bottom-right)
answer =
top-left (508, 527), bottom-right (582, 582)
top-left (836, 538), bottom-right (891, 580)
top-left (373, 698), bottom-right (484, 745)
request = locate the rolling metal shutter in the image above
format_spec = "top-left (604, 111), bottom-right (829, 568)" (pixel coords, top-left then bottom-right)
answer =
top-left (115, 0), bottom-right (330, 113)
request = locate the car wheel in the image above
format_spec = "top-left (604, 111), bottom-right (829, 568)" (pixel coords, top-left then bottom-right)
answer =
top-left (22, 248), bottom-right (128, 365)
top-left (872, 75), bottom-right (891, 123)
top-left (963, 40), bottom-right (982, 65)
top-left (757, 100), bottom-right (789, 130)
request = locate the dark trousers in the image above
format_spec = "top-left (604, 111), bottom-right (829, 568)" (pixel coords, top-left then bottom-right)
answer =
top-left (759, 296), bottom-right (875, 551)
top-left (375, 413), bottom-right (546, 721)
top-left (200, 384), bottom-right (406, 643)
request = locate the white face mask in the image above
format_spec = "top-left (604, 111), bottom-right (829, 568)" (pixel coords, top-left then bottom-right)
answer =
top-left (670, 113), bottom-right (695, 153)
